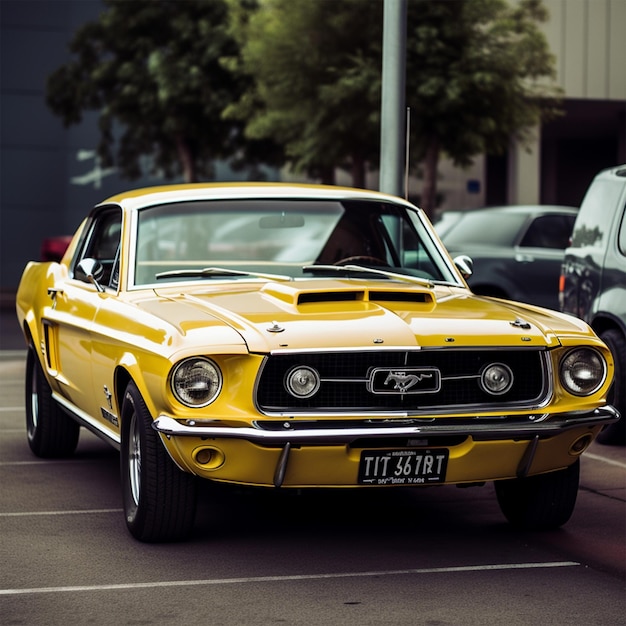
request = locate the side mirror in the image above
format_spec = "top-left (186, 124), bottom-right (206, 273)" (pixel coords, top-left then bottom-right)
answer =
top-left (76, 258), bottom-right (105, 292)
top-left (453, 255), bottom-right (473, 279)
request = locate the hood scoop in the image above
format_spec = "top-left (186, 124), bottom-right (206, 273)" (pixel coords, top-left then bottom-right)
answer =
top-left (261, 282), bottom-right (434, 308)
top-left (298, 291), bottom-right (364, 304)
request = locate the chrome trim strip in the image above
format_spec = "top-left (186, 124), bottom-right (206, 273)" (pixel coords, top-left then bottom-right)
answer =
top-left (53, 392), bottom-right (121, 449)
top-left (269, 346), bottom-right (423, 355)
top-left (152, 406), bottom-right (619, 443)
top-left (268, 345), bottom-right (548, 356)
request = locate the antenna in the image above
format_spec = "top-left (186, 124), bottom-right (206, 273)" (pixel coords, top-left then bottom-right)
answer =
top-left (404, 107), bottom-right (410, 200)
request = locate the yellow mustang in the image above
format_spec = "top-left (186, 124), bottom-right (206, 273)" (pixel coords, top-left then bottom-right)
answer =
top-left (16, 183), bottom-right (619, 542)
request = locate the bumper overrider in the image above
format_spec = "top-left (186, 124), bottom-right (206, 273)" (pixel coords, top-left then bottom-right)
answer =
top-left (153, 406), bottom-right (620, 486)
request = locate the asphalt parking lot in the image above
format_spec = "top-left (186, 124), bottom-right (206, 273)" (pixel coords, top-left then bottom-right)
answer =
top-left (1, 293), bottom-right (625, 625)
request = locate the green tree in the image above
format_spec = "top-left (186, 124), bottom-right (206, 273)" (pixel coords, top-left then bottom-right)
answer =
top-left (227, 0), bottom-right (560, 215)
top-left (224, 0), bottom-right (383, 186)
top-left (406, 0), bottom-right (562, 216)
top-left (46, 0), bottom-right (280, 182)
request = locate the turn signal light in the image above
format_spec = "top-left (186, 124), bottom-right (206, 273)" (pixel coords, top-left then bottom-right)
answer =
top-left (570, 434), bottom-right (593, 455)
top-left (193, 446), bottom-right (225, 469)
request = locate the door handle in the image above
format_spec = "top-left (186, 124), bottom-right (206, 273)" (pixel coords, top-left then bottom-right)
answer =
top-left (515, 253), bottom-right (534, 263)
top-left (47, 287), bottom-right (64, 298)
top-left (47, 287), bottom-right (64, 308)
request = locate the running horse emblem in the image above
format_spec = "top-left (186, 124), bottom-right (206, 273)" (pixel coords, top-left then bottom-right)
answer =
top-left (384, 370), bottom-right (432, 393)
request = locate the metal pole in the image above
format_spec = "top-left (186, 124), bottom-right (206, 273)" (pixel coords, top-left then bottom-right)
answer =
top-left (379, 0), bottom-right (407, 197)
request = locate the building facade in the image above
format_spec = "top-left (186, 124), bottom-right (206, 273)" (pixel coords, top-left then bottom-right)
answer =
top-left (1, 0), bottom-right (625, 291)
top-left (504, 0), bottom-right (625, 208)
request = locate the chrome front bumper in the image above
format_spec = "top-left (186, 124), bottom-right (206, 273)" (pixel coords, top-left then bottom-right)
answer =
top-left (152, 405), bottom-right (620, 444)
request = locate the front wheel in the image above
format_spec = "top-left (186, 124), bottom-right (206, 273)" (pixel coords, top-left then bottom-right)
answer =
top-left (25, 345), bottom-right (79, 458)
top-left (495, 460), bottom-right (579, 530)
top-left (120, 381), bottom-right (197, 542)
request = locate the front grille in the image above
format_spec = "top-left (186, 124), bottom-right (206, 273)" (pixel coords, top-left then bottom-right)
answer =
top-left (255, 349), bottom-right (550, 414)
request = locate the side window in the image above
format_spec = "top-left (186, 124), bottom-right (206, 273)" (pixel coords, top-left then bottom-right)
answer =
top-left (571, 180), bottom-right (621, 248)
top-left (75, 208), bottom-right (122, 289)
top-left (520, 215), bottom-right (575, 249)
top-left (380, 213), bottom-right (447, 281)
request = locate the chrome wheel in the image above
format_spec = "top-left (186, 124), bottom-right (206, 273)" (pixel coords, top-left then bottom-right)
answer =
top-left (27, 357), bottom-right (39, 440)
top-left (128, 413), bottom-right (141, 506)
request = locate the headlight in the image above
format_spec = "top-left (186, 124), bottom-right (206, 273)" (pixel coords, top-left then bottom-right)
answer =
top-left (560, 348), bottom-right (606, 396)
top-left (171, 357), bottom-right (222, 407)
top-left (480, 362), bottom-right (514, 395)
top-left (285, 366), bottom-right (320, 398)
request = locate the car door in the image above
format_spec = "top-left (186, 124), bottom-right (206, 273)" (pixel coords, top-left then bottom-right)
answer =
top-left (45, 207), bottom-right (122, 425)
top-left (513, 213), bottom-right (576, 310)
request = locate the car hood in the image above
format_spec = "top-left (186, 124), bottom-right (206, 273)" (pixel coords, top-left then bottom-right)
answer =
top-left (142, 279), bottom-right (588, 353)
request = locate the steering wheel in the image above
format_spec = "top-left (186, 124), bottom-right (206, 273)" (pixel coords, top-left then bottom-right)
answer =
top-left (334, 255), bottom-right (390, 267)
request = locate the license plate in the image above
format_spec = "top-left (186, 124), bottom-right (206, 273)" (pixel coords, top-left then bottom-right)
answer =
top-left (358, 449), bottom-right (448, 485)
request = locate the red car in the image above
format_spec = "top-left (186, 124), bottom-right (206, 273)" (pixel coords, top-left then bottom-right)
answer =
top-left (40, 235), bottom-right (73, 262)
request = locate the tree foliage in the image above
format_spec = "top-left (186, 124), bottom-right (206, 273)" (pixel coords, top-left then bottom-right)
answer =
top-left (224, 0), bottom-right (383, 186)
top-left (46, 0), bottom-right (561, 213)
top-left (46, 0), bottom-right (280, 182)
top-left (405, 0), bottom-right (562, 214)
top-left (227, 0), bottom-right (561, 213)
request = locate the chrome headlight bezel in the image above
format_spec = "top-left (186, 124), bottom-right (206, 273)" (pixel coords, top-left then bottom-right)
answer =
top-left (170, 357), bottom-right (222, 408)
top-left (479, 362), bottom-right (514, 396)
top-left (559, 347), bottom-right (607, 397)
top-left (284, 365), bottom-right (321, 399)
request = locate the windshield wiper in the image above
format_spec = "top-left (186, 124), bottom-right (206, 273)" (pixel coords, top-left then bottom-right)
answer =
top-left (302, 264), bottom-right (434, 288)
top-left (155, 267), bottom-right (292, 281)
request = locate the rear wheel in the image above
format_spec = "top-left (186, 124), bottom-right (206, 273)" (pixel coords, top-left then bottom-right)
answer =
top-left (120, 381), bottom-right (197, 542)
top-left (495, 460), bottom-right (580, 530)
top-left (25, 345), bottom-right (79, 458)
top-left (596, 328), bottom-right (625, 445)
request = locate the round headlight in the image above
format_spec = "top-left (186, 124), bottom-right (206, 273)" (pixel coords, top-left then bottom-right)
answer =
top-left (480, 362), bottom-right (514, 395)
top-left (285, 366), bottom-right (320, 398)
top-left (560, 348), bottom-right (606, 396)
top-left (171, 358), bottom-right (222, 407)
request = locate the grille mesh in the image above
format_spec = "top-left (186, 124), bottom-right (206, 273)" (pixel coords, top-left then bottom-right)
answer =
top-left (256, 349), bottom-right (548, 412)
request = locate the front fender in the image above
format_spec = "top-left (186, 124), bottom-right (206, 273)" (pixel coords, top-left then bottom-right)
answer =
top-left (16, 261), bottom-right (67, 351)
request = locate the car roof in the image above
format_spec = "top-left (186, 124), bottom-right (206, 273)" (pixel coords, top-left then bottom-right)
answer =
top-left (448, 205), bottom-right (578, 216)
top-left (593, 164), bottom-right (626, 184)
top-left (97, 182), bottom-right (413, 212)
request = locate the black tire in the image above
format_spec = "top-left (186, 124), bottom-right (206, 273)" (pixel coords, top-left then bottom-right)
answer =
top-left (120, 381), bottom-right (197, 542)
top-left (596, 328), bottom-right (625, 445)
top-left (25, 345), bottom-right (79, 458)
top-left (495, 460), bottom-right (580, 530)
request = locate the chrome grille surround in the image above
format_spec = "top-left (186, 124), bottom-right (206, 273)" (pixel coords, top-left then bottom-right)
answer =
top-left (255, 347), bottom-right (552, 416)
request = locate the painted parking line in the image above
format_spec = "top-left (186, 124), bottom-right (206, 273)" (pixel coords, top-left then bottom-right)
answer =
top-left (0, 561), bottom-right (580, 596)
top-left (0, 508), bottom-right (122, 517)
top-left (584, 452), bottom-right (626, 470)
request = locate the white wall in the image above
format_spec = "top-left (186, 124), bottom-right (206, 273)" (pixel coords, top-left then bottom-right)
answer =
top-left (542, 0), bottom-right (626, 101)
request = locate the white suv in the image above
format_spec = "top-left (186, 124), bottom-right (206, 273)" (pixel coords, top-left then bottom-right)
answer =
top-left (560, 165), bottom-right (626, 445)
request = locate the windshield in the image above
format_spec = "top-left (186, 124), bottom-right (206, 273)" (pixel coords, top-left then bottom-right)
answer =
top-left (132, 199), bottom-right (458, 286)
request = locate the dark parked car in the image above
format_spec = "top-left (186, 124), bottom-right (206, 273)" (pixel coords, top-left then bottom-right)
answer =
top-left (437, 205), bottom-right (578, 310)
top-left (560, 165), bottom-right (626, 445)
